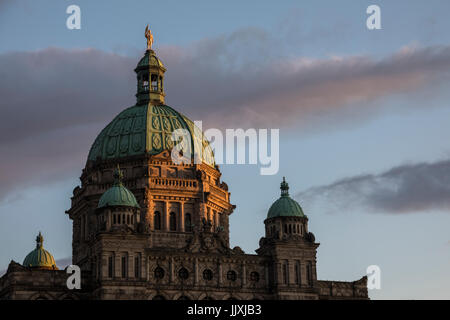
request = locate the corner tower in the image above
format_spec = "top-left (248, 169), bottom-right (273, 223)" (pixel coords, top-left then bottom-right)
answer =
top-left (257, 178), bottom-right (319, 299)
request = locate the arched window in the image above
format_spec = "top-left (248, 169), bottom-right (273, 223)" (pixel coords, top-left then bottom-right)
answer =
top-left (169, 212), bottom-right (177, 231)
top-left (178, 267), bottom-right (189, 280)
top-left (227, 270), bottom-right (237, 281)
top-left (151, 74), bottom-right (158, 91)
top-left (154, 267), bottom-right (165, 279)
top-left (185, 213), bottom-right (192, 232)
top-left (154, 211), bottom-right (161, 230)
top-left (250, 271), bottom-right (260, 282)
top-left (142, 73), bottom-right (149, 92)
top-left (203, 269), bottom-right (213, 281)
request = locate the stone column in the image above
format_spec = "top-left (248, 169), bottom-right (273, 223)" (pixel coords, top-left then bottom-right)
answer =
top-left (215, 211), bottom-right (219, 231)
top-left (180, 201), bottom-right (185, 232)
top-left (194, 258), bottom-right (199, 285)
top-left (218, 261), bottom-right (223, 286)
top-left (312, 262), bottom-right (317, 282)
top-left (144, 254), bottom-right (149, 281)
top-left (148, 199), bottom-right (154, 230)
top-left (169, 257), bottom-right (174, 283)
top-left (115, 253), bottom-right (120, 278)
top-left (199, 203), bottom-right (207, 226)
top-left (275, 262), bottom-right (282, 285)
top-left (242, 261), bottom-right (246, 286)
top-left (164, 201), bottom-right (169, 231)
top-left (107, 210), bottom-right (112, 230)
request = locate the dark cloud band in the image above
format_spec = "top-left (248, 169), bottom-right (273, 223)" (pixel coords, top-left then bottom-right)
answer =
top-left (296, 159), bottom-right (450, 214)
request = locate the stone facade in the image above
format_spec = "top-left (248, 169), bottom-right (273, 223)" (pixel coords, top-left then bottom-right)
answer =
top-left (0, 149), bottom-right (368, 300)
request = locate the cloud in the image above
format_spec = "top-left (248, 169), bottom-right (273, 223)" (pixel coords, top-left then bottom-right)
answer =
top-left (0, 48), bottom-right (136, 202)
top-left (163, 40), bottom-right (450, 129)
top-left (296, 159), bottom-right (450, 214)
top-left (1, 28), bottom-right (450, 201)
top-left (55, 257), bottom-right (72, 269)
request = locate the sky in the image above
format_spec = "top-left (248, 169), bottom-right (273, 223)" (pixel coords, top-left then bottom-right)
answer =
top-left (1, 0), bottom-right (450, 299)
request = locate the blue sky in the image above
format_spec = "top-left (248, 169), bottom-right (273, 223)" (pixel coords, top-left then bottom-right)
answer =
top-left (1, 0), bottom-right (450, 299)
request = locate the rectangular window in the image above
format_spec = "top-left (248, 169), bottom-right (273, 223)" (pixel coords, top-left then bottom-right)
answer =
top-left (283, 262), bottom-right (288, 284)
top-left (108, 256), bottom-right (113, 278)
top-left (121, 256), bottom-right (127, 278)
top-left (134, 256), bottom-right (140, 279)
top-left (295, 262), bottom-right (299, 285)
top-left (306, 261), bottom-right (312, 286)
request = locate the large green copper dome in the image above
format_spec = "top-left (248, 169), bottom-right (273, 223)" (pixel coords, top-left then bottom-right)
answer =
top-left (87, 104), bottom-right (215, 166)
top-left (267, 177), bottom-right (306, 219)
top-left (88, 48), bottom-right (215, 166)
top-left (22, 232), bottom-right (58, 270)
top-left (98, 167), bottom-right (140, 209)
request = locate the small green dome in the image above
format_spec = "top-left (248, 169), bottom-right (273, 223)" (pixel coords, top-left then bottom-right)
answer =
top-left (22, 232), bottom-right (58, 270)
top-left (267, 177), bottom-right (306, 219)
top-left (98, 167), bottom-right (140, 209)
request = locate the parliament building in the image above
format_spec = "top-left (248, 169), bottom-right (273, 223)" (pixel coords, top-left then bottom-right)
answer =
top-left (0, 30), bottom-right (368, 300)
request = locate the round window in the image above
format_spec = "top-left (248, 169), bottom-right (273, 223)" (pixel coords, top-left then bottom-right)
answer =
top-left (227, 270), bottom-right (237, 281)
top-left (178, 267), bottom-right (189, 280)
top-left (203, 269), bottom-right (213, 280)
top-left (154, 267), bottom-right (165, 279)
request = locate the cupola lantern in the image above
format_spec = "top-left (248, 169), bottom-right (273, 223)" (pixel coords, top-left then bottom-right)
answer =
top-left (135, 25), bottom-right (166, 105)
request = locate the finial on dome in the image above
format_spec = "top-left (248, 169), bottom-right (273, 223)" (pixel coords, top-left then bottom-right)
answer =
top-left (280, 176), bottom-right (289, 196)
top-left (36, 232), bottom-right (44, 249)
top-left (145, 25), bottom-right (154, 50)
top-left (113, 165), bottom-right (124, 185)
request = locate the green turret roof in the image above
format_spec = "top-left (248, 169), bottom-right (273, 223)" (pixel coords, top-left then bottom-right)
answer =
top-left (267, 177), bottom-right (306, 219)
top-left (136, 49), bottom-right (165, 70)
top-left (98, 166), bottom-right (140, 209)
top-left (22, 232), bottom-right (58, 270)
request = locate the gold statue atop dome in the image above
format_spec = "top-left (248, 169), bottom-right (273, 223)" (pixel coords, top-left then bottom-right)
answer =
top-left (145, 25), bottom-right (153, 50)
